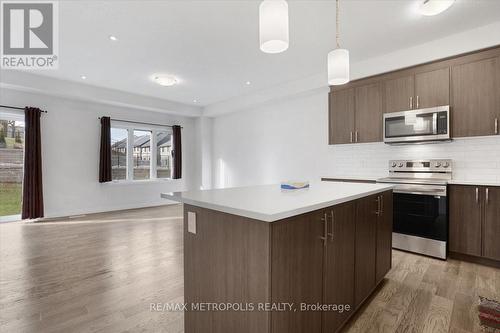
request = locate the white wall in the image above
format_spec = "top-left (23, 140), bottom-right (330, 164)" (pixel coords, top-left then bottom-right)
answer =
top-left (1, 88), bottom-right (199, 218)
top-left (212, 90), bottom-right (500, 188)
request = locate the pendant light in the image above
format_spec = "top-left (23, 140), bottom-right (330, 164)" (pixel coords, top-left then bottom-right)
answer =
top-left (327, 0), bottom-right (349, 85)
top-left (259, 0), bottom-right (289, 54)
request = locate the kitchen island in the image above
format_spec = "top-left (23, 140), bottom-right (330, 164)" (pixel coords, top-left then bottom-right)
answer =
top-left (161, 182), bottom-right (393, 333)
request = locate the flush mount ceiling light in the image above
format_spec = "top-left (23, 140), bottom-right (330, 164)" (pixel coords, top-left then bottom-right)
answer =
top-left (327, 0), bottom-right (349, 85)
top-left (259, 0), bottom-right (289, 54)
top-left (152, 75), bottom-right (178, 87)
top-left (419, 0), bottom-right (455, 16)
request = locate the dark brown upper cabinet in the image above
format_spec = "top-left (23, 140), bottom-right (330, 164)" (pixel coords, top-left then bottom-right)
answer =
top-left (355, 82), bottom-right (384, 143)
top-left (385, 68), bottom-right (449, 113)
top-left (415, 68), bottom-right (450, 109)
top-left (329, 83), bottom-right (383, 144)
top-left (385, 75), bottom-right (414, 113)
top-left (451, 56), bottom-right (499, 137)
top-left (329, 89), bottom-right (355, 144)
top-left (329, 46), bottom-right (500, 145)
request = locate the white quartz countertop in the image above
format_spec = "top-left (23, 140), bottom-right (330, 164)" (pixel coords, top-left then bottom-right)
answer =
top-left (161, 182), bottom-right (393, 222)
top-left (448, 179), bottom-right (500, 187)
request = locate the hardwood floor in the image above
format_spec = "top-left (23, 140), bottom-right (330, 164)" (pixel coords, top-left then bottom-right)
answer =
top-left (1, 204), bottom-right (499, 333)
top-left (0, 205), bottom-right (184, 333)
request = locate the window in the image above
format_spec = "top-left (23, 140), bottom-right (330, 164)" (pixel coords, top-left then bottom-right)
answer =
top-left (133, 130), bottom-right (151, 180)
top-left (111, 128), bottom-right (127, 180)
top-left (110, 123), bottom-right (172, 182)
top-left (0, 113), bottom-right (25, 220)
top-left (156, 130), bottom-right (172, 179)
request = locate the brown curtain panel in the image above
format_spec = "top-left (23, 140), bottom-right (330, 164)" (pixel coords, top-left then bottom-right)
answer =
top-left (172, 125), bottom-right (182, 179)
top-left (22, 107), bottom-right (44, 219)
top-left (99, 116), bottom-right (112, 183)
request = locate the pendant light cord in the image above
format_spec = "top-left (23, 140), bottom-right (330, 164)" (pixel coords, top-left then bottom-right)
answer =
top-left (336, 0), bottom-right (340, 48)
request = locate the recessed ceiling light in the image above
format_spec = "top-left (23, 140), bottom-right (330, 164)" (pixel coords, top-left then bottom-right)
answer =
top-left (245, 81), bottom-right (251, 85)
top-left (152, 74), bottom-right (179, 87)
top-left (109, 35), bottom-right (118, 41)
top-left (419, 0), bottom-right (455, 16)
top-left (193, 99), bottom-right (198, 103)
top-left (80, 75), bottom-right (87, 80)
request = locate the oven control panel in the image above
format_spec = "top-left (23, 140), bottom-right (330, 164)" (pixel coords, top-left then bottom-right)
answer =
top-left (388, 159), bottom-right (452, 172)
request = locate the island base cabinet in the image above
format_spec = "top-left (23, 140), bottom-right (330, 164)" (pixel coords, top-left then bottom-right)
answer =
top-left (270, 210), bottom-right (325, 333)
top-left (183, 205), bottom-right (272, 333)
top-left (354, 194), bottom-right (378, 308)
top-left (182, 191), bottom-right (393, 333)
top-left (322, 202), bottom-right (356, 333)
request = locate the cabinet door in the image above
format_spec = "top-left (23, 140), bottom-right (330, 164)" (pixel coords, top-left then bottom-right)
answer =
top-left (484, 187), bottom-right (500, 260)
top-left (271, 210), bottom-right (325, 333)
top-left (354, 194), bottom-right (378, 307)
top-left (415, 68), bottom-right (450, 109)
top-left (355, 83), bottom-right (383, 143)
top-left (329, 89), bottom-right (355, 144)
top-left (323, 202), bottom-right (355, 333)
top-left (451, 57), bottom-right (499, 137)
top-left (449, 185), bottom-right (482, 256)
top-left (385, 75), bottom-right (414, 113)
top-left (376, 191), bottom-right (393, 283)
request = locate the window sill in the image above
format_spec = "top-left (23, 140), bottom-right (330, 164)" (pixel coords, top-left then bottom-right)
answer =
top-left (102, 178), bottom-right (180, 186)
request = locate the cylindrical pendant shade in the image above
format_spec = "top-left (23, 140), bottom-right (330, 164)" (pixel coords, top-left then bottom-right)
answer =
top-left (328, 48), bottom-right (349, 85)
top-left (259, 0), bottom-right (289, 54)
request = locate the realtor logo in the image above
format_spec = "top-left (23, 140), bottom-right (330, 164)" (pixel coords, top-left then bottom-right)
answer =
top-left (1, 1), bottom-right (59, 69)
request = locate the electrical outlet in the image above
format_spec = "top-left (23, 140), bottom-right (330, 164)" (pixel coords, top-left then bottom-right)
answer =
top-left (188, 212), bottom-right (196, 234)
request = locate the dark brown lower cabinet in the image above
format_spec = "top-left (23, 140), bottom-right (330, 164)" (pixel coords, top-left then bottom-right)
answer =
top-left (449, 185), bottom-right (500, 264)
top-left (183, 191), bottom-right (393, 333)
top-left (376, 191), bottom-right (393, 283)
top-left (354, 194), bottom-right (378, 307)
top-left (483, 187), bottom-right (500, 261)
top-left (271, 210), bottom-right (325, 333)
top-left (323, 202), bottom-right (356, 333)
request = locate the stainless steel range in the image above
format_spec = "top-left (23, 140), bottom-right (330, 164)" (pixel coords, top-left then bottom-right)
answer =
top-left (377, 159), bottom-right (452, 259)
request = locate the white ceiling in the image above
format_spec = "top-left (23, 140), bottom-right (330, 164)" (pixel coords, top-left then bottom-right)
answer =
top-left (33, 0), bottom-right (500, 107)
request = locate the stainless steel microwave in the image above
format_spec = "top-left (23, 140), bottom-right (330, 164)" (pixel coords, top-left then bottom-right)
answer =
top-left (383, 106), bottom-right (450, 144)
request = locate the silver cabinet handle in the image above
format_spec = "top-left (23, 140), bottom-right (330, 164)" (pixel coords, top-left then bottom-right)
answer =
top-left (376, 196), bottom-right (381, 215)
top-left (320, 213), bottom-right (328, 245)
top-left (409, 97), bottom-right (413, 109)
top-left (416, 95), bottom-right (419, 109)
top-left (476, 187), bottom-right (479, 204)
top-left (355, 131), bottom-right (358, 142)
top-left (486, 188), bottom-right (489, 205)
top-left (350, 131), bottom-right (353, 143)
top-left (328, 210), bottom-right (334, 241)
top-left (495, 118), bottom-right (498, 135)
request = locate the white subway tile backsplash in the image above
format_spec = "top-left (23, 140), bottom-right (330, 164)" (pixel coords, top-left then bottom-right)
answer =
top-left (328, 136), bottom-right (500, 181)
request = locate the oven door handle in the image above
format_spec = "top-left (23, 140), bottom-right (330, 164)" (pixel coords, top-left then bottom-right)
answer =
top-left (393, 187), bottom-right (447, 197)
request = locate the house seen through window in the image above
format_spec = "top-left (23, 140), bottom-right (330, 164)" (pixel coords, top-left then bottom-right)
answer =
top-left (110, 124), bottom-right (172, 181)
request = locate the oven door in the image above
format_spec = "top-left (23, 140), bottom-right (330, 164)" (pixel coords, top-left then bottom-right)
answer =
top-left (393, 188), bottom-right (447, 242)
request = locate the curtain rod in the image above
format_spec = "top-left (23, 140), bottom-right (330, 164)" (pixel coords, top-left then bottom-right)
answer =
top-left (0, 105), bottom-right (48, 113)
top-left (98, 117), bottom-right (183, 129)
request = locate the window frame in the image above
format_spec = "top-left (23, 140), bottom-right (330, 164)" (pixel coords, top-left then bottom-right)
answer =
top-left (110, 121), bottom-right (173, 183)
